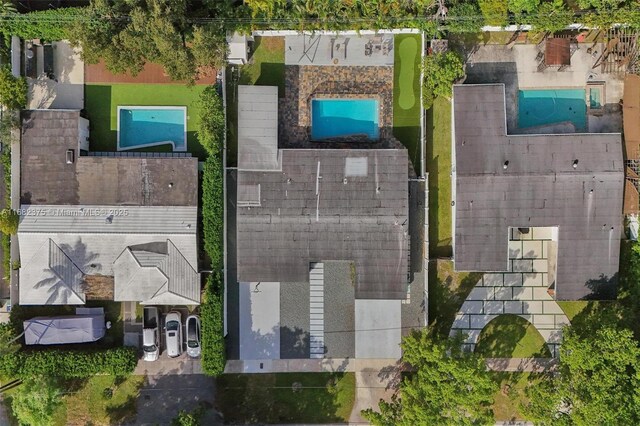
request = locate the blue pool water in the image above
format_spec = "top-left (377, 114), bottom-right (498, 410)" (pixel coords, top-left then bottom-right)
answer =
top-left (118, 107), bottom-right (186, 151)
top-left (311, 99), bottom-right (379, 140)
top-left (518, 89), bottom-right (587, 132)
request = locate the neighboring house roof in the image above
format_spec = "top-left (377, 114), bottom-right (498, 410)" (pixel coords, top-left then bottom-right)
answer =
top-left (236, 149), bottom-right (409, 299)
top-left (113, 240), bottom-right (200, 305)
top-left (453, 84), bottom-right (624, 300)
top-left (21, 110), bottom-right (198, 206)
top-left (19, 206), bottom-right (199, 305)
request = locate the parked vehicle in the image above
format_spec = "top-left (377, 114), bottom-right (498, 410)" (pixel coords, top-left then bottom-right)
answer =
top-left (165, 311), bottom-right (183, 358)
top-left (142, 306), bottom-right (160, 361)
top-left (185, 315), bottom-right (201, 358)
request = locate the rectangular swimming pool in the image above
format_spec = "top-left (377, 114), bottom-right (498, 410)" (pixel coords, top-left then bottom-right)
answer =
top-left (518, 89), bottom-right (587, 132)
top-left (117, 106), bottom-right (187, 151)
top-left (311, 99), bottom-right (379, 140)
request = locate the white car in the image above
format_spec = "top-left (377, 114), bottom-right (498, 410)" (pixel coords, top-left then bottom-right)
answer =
top-left (186, 315), bottom-right (201, 358)
top-left (164, 311), bottom-right (183, 358)
top-left (142, 306), bottom-right (160, 361)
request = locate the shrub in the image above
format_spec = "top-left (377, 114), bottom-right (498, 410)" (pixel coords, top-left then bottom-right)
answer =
top-left (0, 66), bottom-right (27, 110)
top-left (529, 1), bottom-right (573, 35)
top-left (0, 208), bottom-right (19, 235)
top-left (0, 346), bottom-right (138, 378)
top-left (421, 51), bottom-right (465, 109)
top-left (478, 0), bottom-right (508, 27)
top-left (0, 7), bottom-right (85, 41)
top-left (10, 375), bottom-right (62, 426)
top-left (196, 87), bottom-right (225, 157)
top-left (200, 272), bottom-right (226, 376)
top-left (202, 156), bottom-right (224, 271)
top-left (447, 3), bottom-right (484, 34)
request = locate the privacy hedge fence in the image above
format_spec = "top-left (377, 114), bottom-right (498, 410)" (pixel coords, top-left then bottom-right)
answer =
top-left (0, 7), bottom-right (86, 42)
top-left (0, 346), bottom-right (137, 378)
top-left (200, 271), bottom-right (226, 375)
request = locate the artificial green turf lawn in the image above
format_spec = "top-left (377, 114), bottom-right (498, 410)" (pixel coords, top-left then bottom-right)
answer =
top-left (393, 34), bottom-right (422, 175)
top-left (426, 97), bottom-right (452, 257)
top-left (215, 373), bottom-right (356, 423)
top-left (84, 83), bottom-right (208, 159)
top-left (475, 315), bottom-right (552, 358)
top-left (226, 36), bottom-right (285, 166)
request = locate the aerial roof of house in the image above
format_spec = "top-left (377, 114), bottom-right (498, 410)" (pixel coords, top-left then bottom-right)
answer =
top-left (236, 148), bottom-right (409, 299)
top-left (18, 205), bottom-right (199, 305)
top-left (453, 84), bottom-right (624, 300)
top-left (21, 110), bottom-right (198, 206)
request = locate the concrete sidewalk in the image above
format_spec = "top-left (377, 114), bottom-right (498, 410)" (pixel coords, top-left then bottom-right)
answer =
top-left (486, 358), bottom-right (558, 373)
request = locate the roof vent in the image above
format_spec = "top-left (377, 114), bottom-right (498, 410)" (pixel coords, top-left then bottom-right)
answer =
top-left (168, 182), bottom-right (174, 188)
top-left (573, 159), bottom-right (579, 169)
top-left (66, 149), bottom-right (75, 164)
top-left (503, 161), bottom-right (509, 170)
top-left (343, 178), bottom-right (348, 185)
top-left (105, 215), bottom-right (113, 224)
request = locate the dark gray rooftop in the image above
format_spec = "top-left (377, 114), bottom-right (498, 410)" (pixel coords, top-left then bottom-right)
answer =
top-left (236, 149), bottom-right (409, 299)
top-left (453, 84), bottom-right (624, 300)
top-left (21, 110), bottom-right (198, 207)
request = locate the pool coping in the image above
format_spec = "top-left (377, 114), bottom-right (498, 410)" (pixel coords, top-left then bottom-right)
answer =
top-left (116, 105), bottom-right (188, 152)
top-left (309, 97), bottom-right (381, 141)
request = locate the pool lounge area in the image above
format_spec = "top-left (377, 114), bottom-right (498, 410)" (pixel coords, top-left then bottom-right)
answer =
top-left (311, 99), bottom-right (379, 140)
top-left (117, 106), bottom-right (187, 151)
top-left (518, 89), bottom-right (587, 132)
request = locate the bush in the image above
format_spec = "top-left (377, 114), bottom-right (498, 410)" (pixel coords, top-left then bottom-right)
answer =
top-left (0, 7), bottom-right (85, 41)
top-left (200, 272), bottom-right (226, 376)
top-left (202, 156), bottom-right (224, 271)
top-left (478, 0), bottom-right (508, 27)
top-left (447, 3), bottom-right (484, 34)
top-left (0, 346), bottom-right (138, 378)
top-left (0, 66), bottom-right (27, 110)
top-left (0, 208), bottom-right (18, 235)
top-left (196, 87), bottom-right (225, 157)
top-left (10, 375), bottom-right (62, 426)
top-left (421, 51), bottom-right (465, 109)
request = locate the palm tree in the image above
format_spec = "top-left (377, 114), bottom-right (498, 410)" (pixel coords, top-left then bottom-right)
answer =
top-left (0, 0), bottom-right (17, 16)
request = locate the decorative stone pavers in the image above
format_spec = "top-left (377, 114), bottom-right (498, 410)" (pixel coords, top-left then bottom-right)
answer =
top-left (450, 230), bottom-right (569, 358)
top-left (280, 65), bottom-right (405, 152)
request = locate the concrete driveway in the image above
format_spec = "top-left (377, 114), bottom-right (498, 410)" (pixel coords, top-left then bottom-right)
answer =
top-left (132, 374), bottom-right (221, 426)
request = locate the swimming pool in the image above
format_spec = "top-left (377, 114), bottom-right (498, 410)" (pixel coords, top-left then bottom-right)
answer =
top-left (518, 89), bottom-right (587, 132)
top-left (311, 99), bottom-right (379, 140)
top-left (117, 106), bottom-right (187, 151)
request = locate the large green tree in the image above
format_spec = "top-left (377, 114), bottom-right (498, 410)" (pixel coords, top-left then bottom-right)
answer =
top-left (69, 0), bottom-right (228, 83)
top-left (10, 376), bottom-right (62, 426)
top-left (522, 324), bottom-right (640, 425)
top-left (362, 331), bottom-right (497, 425)
top-left (422, 51), bottom-right (465, 109)
top-left (0, 66), bottom-right (27, 110)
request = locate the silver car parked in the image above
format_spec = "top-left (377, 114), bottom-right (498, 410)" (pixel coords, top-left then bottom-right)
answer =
top-left (186, 315), bottom-right (201, 358)
top-left (164, 311), bottom-right (183, 358)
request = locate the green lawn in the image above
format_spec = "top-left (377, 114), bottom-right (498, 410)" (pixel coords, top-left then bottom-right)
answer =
top-left (476, 315), bottom-right (552, 358)
top-left (53, 375), bottom-right (144, 426)
top-left (84, 83), bottom-right (208, 159)
top-left (226, 36), bottom-right (285, 166)
top-left (491, 372), bottom-right (544, 421)
top-left (393, 34), bottom-right (422, 175)
top-left (426, 97), bottom-right (453, 257)
top-left (216, 373), bottom-right (355, 423)
top-left (429, 260), bottom-right (483, 337)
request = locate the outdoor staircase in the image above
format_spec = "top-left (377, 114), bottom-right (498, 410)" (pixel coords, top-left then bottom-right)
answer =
top-left (309, 263), bottom-right (325, 359)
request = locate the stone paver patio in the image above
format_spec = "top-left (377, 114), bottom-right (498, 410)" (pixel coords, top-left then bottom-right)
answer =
top-left (451, 227), bottom-right (570, 357)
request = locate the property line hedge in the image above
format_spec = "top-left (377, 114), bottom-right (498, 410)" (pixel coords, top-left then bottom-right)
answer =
top-left (201, 271), bottom-right (226, 375)
top-left (202, 156), bottom-right (224, 272)
top-left (0, 346), bottom-right (137, 378)
top-left (0, 7), bottom-right (86, 42)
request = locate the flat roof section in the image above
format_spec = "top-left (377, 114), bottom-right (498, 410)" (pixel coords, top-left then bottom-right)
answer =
top-left (237, 85), bottom-right (279, 171)
top-left (239, 282), bottom-right (281, 360)
top-left (453, 84), bottom-right (624, 300)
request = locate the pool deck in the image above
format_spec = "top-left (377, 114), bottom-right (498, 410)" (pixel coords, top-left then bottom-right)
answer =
top-left (465, 43), bottom-right (623, 134)
top-left (285, 33), bottom-right (394, 66)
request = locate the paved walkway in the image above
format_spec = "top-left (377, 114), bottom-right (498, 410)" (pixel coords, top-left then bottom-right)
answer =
top-left (485, 358), bottom-right (558, 373)
top-left (450, 227), bottom-right (570, 357)
top-left (349, 367), bottom-right (399, 425)
top-left (9, 127), bottom-right (20, 306)
top-left (224, 358), bottom-right (399, 374)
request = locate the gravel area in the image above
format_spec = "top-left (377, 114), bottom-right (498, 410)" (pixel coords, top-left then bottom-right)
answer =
top-left (323, 261), bottom-right (355, 358)
top-left (280, 281), bottom-right (310, 358)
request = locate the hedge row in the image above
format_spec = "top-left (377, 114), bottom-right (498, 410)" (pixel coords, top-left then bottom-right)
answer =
top-left (0, 346), bottom-right (137, 378)
top-left (0, 7), bottom-right (86, 42)
top-left (200, 272), bottom-right (226, 375)
top-left (202, 156), bottom-right (224, 272)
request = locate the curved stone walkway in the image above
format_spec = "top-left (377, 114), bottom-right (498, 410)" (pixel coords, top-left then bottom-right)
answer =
top-left (450, 228), bottom-right (570, 357)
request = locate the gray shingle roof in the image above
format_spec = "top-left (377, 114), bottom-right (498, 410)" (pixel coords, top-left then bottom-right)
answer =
top-left (236, 149), bottom-right (409, 299)
top-left (453, 84), bottom-right (624, 300)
